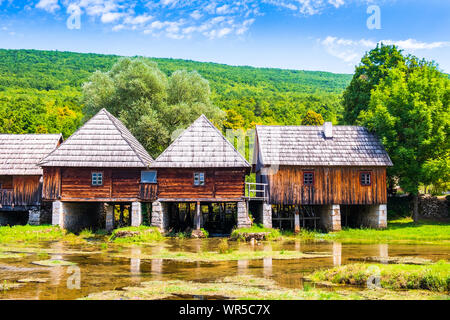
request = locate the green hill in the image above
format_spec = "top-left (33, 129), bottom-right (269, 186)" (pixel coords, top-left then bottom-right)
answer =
top-left (0, 49), bottom-right (351, 136)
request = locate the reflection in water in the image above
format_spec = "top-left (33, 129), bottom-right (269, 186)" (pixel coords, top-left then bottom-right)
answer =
top-left (237, 259), bottom-right (248, 275)
top-left (333, 242), bottom-right (342, 266)
top-left (379, 244), bottom-right (389, 264)
top-left (263, 258), bottom-right (272, 277)
top-left (130, 247), bottom-right (141, 276)
top-left (0, 239), bottom-right (448, 300)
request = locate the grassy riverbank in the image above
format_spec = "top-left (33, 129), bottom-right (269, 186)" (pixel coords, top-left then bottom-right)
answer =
top-left (0, 225), bottom-right (86, 244)
top-left (309, 261), bottom-right (450, 292)
top-left (286, 218), bottom-right (450, 244)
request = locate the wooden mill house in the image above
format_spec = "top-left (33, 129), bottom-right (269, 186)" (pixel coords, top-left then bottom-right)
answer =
top-left (252, 122), bottom-right (393, 232)
top-left (38, 108), bottom-right (156, 232)
top-left (0, 134), bottom-right (63, 226)
top-left (149, 114), bottom-right (252, 235)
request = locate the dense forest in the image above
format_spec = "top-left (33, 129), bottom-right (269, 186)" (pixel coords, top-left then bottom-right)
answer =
top-left (0, 49), bottom-right (350, 137)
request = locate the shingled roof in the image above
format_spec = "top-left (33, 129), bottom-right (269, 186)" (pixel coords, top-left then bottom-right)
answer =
top-left (255, 124), bottom-right (392, 167)
top-left (0, 134), bottom-right (62, 175)
top-left (152, 115), bottom-right (250, 168)
top-left (39, 109), bottom-right (153, 168)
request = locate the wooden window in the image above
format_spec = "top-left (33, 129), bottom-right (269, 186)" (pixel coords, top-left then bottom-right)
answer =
top-left (194, 172), bottom-right (205, 186)
top-left (360, 172), bottom-right (371, 186)
top-left (303, 171), bottom-right (314, 186)
top-left (92, 172), bottom-right (103, 186)
top-left (141, 171), bottom-right (157, 183)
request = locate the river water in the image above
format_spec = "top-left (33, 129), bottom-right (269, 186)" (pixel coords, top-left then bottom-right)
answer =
top-left (0, 239), bottom-right (449, 299)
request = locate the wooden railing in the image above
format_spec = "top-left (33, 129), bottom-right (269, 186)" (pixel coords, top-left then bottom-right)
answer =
top-left (245, 182), bottom-right (268, 202)
top-left (0, 189), bottom-right (14, 206)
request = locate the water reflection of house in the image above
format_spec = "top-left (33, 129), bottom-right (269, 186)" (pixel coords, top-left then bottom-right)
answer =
top-left (38, 109), bottom-right (155, 232)
top-left (252, 122), bottom-right (393, 232)
top-left (0, 134), bottom-right (62, 226)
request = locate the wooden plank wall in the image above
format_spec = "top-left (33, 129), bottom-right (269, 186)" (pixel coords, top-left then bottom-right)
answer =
top-left (267, 166), bottom-right (387, 205)
top-left (13, 176), bottom-right (41, 206)
top-left (157, 168), bottom-right (246, 200)
top-left (42, 167), bottom-right (156, 201)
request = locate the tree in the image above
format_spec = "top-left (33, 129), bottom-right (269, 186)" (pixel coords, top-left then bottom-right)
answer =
top-left (359, 58), bottom-right (450, 221)
top-left (343, 44), bottom-right (406, 124)
top-left (82, 58), bottom-right (224, 157)
top-left (301, 110), bottom-right (324, 125)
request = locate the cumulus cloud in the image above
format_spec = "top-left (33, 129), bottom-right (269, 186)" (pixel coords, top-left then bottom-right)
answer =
top-left (36, 0), bottom-right (60, 13)
top-left (319, 36), bottom-right (450, 65)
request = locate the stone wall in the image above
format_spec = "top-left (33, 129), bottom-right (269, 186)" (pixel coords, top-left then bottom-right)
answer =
top-left (237, 201), bottom-right (252, 228)
top-left (319, 204), bottom-right (341, 232)
top-left (355, 204), bottom-right (387, 229)
top-left (151, 201), bottom-right (169, 232)
top-left (262, 203), bottom-right (272, 229)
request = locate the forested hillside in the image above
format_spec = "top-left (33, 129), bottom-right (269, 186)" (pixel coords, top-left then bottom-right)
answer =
top-left (0, 49), bottom-right (351, 137)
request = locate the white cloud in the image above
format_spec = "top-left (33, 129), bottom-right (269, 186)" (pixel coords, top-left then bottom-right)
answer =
top-left (36, 0), bottom-right (60, 13)
top-left (319, 36), bottom-right (450, 65)
top-left (101, 12), bottom-right (123, 23)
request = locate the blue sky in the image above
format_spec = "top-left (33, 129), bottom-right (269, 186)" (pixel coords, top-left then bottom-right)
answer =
top-left (0, 0), bottom-right (449, 74)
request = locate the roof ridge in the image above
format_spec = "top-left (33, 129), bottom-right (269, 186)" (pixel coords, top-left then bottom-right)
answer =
top-left (102, 109), bottom-right (151, 167)
top-left (153, 114), bottom-right (250, 167)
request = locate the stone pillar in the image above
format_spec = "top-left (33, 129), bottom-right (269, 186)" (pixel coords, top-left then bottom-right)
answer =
top-left (131, 202), bottom-right (142, 227)
top-left (194, 201), bottom-right (202, 230)
top-left (262, 203), bottom-right (272, 228)
top-left (237, 201), bottom-right (251, 228)
top-left (151, 201), bottom-right (168, 232)
top-left (52, 201), bottom-right (64, 228)
top-left (320, 204), bottom-right (341, 232)
top-left (105, 204), bottom-right (114, 232)
top-left (369, 204), bottom-right (387, 229)
top-left (294, 206), bottom-right (300, 233)
top-left (27, 208), bottom-right (42, 225)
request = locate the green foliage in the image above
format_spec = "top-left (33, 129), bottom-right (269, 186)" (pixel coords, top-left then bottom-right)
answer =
top-left (230, 223), bottom-right (282, 240)
top-left (301, 109), bottom-right (325, 125)
top-left (0, 49), bottom-right (349, 145)
top-left (343, 44), bottom-right (406, 124)
top-left (359, 57), bottom-right (449, 195)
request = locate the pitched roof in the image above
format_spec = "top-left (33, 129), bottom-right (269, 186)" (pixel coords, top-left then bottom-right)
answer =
top-left (0, 134), bottom-right (62, 175)
top-left (255, 125), bottom-right (393, 167)
top-left (152, 115), bottom-right (250, 168)
top-left (39, 109), bottom-right (153, 168)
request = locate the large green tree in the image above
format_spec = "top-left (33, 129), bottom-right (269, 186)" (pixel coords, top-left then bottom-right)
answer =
top-left (359, 58), bottom-right (449, 221)
top-left (82, 58), bottom-right (224, 157)
top-left (343, 44), bottom-right (406, 124)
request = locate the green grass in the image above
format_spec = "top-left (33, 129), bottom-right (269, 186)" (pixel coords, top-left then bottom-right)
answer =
top-left (310, 260), bottom-right (450, 292)
top-left (109, 226), bottom-right (164, 243)
top-left (280, 218), bottom-right (450, 244)
top-left (230, 224), bottom-right (282, 240)
top-left (0, 225), bottom-right (82, 244)
top-left (113, 248), bottom-right (331, 262)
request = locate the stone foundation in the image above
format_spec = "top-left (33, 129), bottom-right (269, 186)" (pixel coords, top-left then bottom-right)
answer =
top-left (262, 203), bottom-right (272, 229)
top-left (105, 204), bottom-right (114, 232)
top-left (52, 201), bottom-right (102, 232)
top-left (320, 204), bottom-right (341, 232)
top-left (237, 201), bottom-right (252, 228)
top-left (151, 201), bottom-right (169, 232)
top-left (131, 202), bottom-right (142, 227)
top-left (27, 205), bottom-right (52, 225)
top-left (357, 204), bottom-right (387, 229)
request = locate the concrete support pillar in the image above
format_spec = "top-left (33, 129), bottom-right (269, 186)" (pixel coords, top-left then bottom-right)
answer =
top-left (320, 204), bottom-right (341, 232)
top-left (27, 208), bottom-right (41, 225)
top-left (151, 201), bottom-right (168, 232)
top-left (52, 201), bottom-right (64, 228)
top-left (262, 203), bottom-right (272, 228)
top-left (194, 201), bottom-right (202, 230)
top-left (294, 206), bottom-right (300, 233)
top-left (368, 204), bottom-right (387, 229)
top-left (105, 204), bottom-right (114, 232)
top-left (131, 202), bottom-right (142, 227)
top-left (237, 201), bottom-right (251, 228)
